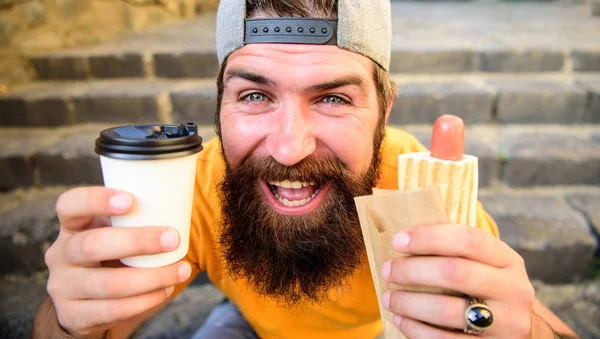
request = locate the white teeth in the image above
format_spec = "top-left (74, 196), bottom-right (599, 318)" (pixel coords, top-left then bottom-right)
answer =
top-left (269, 180), bottom-right (315, 189)
top-left (269, 181), bottom-right (323, 208)
top-left (274, 193), bottom-right (313, 207)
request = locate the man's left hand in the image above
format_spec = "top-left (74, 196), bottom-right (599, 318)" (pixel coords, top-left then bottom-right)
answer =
top-left (382, 225), bottom-right (536, 338)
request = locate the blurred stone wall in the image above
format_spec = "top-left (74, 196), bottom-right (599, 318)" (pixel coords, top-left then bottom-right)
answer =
top-left (0, 0), bottom-right (219, 89)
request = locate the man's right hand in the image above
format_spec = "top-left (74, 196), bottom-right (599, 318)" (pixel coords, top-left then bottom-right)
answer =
top-left (45, 187), bottom-right (192, 337)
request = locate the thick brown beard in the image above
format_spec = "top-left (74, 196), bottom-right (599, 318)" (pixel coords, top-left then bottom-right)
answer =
top-left (217, 151), bottom-right (382, 307)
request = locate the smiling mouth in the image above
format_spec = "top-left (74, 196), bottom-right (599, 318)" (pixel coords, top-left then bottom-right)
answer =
top-left (261, 180), bottom-right (330, 215)
top-left (268, 180), bottom-right (321, 206)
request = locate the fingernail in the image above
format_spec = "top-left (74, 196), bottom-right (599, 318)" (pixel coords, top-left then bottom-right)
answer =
top-left (164, 286), bottom-right (175, 297)
top-left (382, 260), bottom-right (391, 280)
top-left (383, 291), bottom-right (391, 310)
top-left (178, 262), bottom-right (191, 282)
top-left (393, 232), bottom-right (410, 249)
top-left (109, 193), bottom-right (132, 212)
top-left (393, 315), bottom-right (403, 327)
top-left (161, 229), bottom-right (179, 251)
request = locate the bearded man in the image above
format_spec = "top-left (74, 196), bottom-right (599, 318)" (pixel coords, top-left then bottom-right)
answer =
top-left (33, 0), bottom-right (578, 338)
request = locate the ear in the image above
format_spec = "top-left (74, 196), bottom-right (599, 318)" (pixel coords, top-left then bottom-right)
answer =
top-left (384, 95), bottom-right (394, 125)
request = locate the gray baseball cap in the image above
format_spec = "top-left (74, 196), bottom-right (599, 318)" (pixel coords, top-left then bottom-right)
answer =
top-left (216, 0), bottom-right (392, 71)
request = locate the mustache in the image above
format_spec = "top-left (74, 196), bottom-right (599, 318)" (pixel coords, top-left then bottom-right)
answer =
top-left (232, 155), bottom-right (355, 185)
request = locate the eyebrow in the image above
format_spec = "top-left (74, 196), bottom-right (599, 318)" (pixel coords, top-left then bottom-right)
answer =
top-left (225, 69), bottom-right (368, 96)
top-left (305, 76), bottom-right (368, 96)
top-left (225, 69), bottom-right (277, 87)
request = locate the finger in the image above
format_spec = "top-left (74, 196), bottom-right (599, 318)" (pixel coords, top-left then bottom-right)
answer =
top-left (58, 286), bottom-right (175, 332)
top-left (64, 261), bottom-right (191, 299)
top-left (65, 226), bottom-right (180, 266)
top-left (56, 187), bottom-right (134, 233)
top-left (392, 225), bottom-right (520, 268)
top-left (383, 290), bottom-right (466, 330)
top-left (394, 316), bottom-right (473, 339)
top-left (382, 256), bottom-right (511, 300)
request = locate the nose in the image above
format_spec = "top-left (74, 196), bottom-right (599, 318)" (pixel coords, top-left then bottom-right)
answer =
top-left (265, 104), bottom-right (317, 166)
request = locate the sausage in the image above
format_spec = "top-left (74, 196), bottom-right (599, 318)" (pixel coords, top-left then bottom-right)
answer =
top-left (430, 114), bottom-right (464, 161)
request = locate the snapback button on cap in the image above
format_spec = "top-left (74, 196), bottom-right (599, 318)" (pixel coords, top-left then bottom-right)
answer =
top-left (322, 28), bottom-right (328, 34)
top-left (286, 27), bottom-right (292, 32)
top-left (310, 27), bottom-right (316, 33)
top-left (263, 27), bottom-right (269, 33)
top-left (252, 27), bottom-right (258, 33)
top-left (298, 27), bottom-right (304, 33)
top-left (275, 27), bottom-right (280, 32)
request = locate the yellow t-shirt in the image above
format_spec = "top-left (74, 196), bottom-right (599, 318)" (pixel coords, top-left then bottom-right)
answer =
top-left (174, 126), bottom-right (499, 339)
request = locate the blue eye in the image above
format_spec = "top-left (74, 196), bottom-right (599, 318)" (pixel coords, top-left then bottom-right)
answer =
top-left (322, 95), bottom-right (349, 105)
top-left (244, 93), bottom-right (266, 102)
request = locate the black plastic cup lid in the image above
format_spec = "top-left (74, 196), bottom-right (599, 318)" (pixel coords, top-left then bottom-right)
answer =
top-left (95, 123), bottom-right (203, 160)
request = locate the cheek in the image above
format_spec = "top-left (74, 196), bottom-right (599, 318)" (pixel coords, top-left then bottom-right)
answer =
top-left (220, 110), bottom-right (270, 167)
top-left (315, 116), bottom-right (377, 174)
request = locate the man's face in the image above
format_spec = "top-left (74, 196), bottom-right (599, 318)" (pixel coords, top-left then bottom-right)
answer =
top-left (220, 43), bottom-right (381, 186)
top-left (217, 43), bottom-right (386, 304)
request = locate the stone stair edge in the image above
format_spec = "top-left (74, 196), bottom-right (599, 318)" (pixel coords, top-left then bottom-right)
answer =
top-left (4, 72), bottom-right (600, 88)
top-left (1, 183), bottom-right (598, 281)
top-left (26, 46), bottom-right (600, 58)
top-left (12, 1), bottom-right (600, 80)
top-left (1, 75), bottom-right (599, 127)
top-left (3, 182), bottom-right (600, 198)
top-left (1, 276), bottom-right (599, 339)
top-left (0, 122), bottom-right (599, 190)
top-left (24, 47), bottom-right (600, 80)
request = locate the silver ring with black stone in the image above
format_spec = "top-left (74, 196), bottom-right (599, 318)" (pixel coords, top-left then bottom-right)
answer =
top-left (463, 296), bottom-right (494, 335)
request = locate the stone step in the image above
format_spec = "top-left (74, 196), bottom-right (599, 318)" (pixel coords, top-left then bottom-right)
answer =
top-left (404, 124), bottom-right (600, 188)
top-left (1, 124), bottom-right (599, 191)
top-left (479, 188), bottom-right (600, 284)
top-left (0, 123), bottom-right (216, 190)
top-left (23, 2), bottom-right (600, 80)
top-left (0, 275), bottom-right (47, 339)
top-left (27, 46), bottom-right (600, 81)
top-left (1, 274), bottom-right (599, 339)
top-left (1, 76), bottom-right (599, 127)
top-left (1, 183), bottom-right (599, 281)
top-left (533, 280), bottom-right (600, 339)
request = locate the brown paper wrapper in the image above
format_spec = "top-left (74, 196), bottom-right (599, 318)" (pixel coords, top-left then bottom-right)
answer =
top-left (354, 187), bottom-right (464, 339)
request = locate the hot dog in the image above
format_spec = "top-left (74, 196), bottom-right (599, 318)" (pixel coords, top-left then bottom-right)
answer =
top-left (354, 115), bottom-right (480, 339)
top-left (431, 114), bottom-right (464, 161)
top-left (398, 114), bottom-right (478, 226)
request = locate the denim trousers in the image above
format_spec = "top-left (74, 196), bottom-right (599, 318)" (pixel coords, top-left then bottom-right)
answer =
top-left (191, 300), bottom-right (259, 339)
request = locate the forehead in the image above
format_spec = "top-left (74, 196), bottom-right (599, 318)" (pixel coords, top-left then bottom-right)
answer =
top-left (225, 44), bottom-right (374, 84)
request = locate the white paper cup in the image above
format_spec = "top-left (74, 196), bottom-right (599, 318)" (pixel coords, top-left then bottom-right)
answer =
top-left (95, 123), bottom-right (203, 268)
